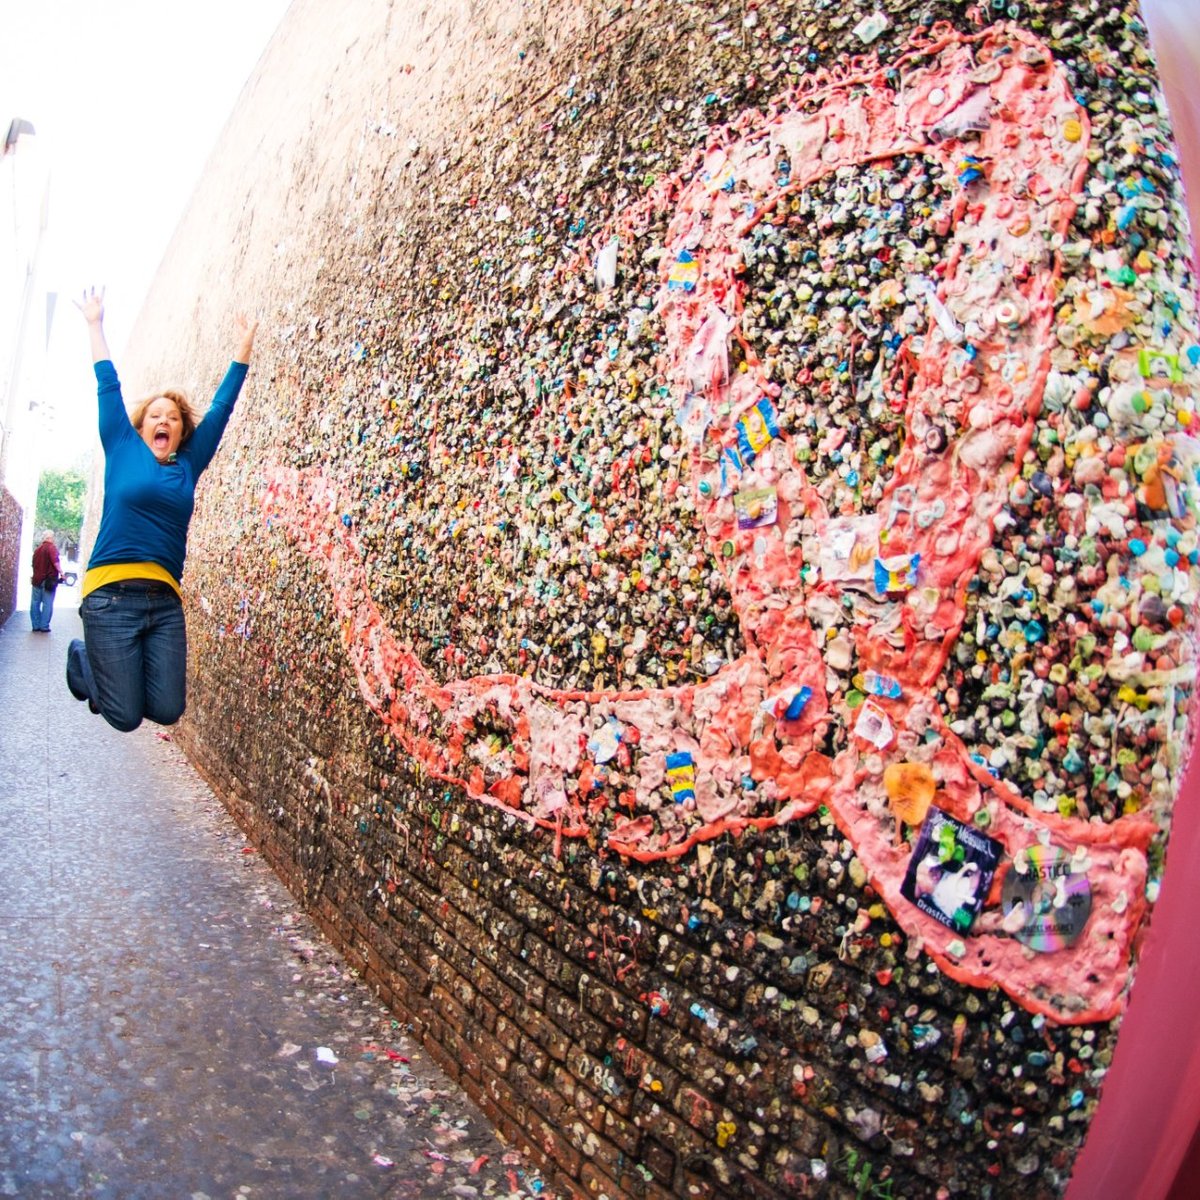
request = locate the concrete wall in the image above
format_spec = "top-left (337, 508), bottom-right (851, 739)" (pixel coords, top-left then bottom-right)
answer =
top-left (119, 1), bottom-right (1199, 1196)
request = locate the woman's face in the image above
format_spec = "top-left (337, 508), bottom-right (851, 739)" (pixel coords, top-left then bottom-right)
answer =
top-left (140, 398), bottom-right (184, 463)
top-left (931, 862), bottom-right (981, 917)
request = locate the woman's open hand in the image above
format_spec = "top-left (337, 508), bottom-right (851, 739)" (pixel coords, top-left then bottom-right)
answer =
top-left (74, 286), bottom-right (105, 325)
top-left (233, 312), bottom-right (259, 364)
top-left (75, 287), bottom-right (111, 363)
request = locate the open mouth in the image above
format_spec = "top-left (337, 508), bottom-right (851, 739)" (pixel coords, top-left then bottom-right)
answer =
top-left (153, 430), bottom-right (170, 449)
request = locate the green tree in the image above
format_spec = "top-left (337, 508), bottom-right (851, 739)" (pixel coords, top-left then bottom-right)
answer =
top-left (35, 468), bottom-right (87, 556)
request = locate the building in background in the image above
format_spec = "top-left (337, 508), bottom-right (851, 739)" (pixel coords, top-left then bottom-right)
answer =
top-left (0, 114), bottom-right (52, 624)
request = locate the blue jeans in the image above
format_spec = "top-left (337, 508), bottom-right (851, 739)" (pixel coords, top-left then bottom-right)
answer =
top-left (30, 583), bottom-right (56, 630)
top-left (69, 581), bottom-right (188, 732)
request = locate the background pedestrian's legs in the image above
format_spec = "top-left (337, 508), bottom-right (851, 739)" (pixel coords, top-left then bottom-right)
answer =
top-left (41, 586), bottom-right (56, 631)
top-left (30, 584), bottom-right (47, 631)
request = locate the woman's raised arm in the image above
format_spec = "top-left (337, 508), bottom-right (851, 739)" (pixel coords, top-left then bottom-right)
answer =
top-left (73, 287), bottom-right (112, 363)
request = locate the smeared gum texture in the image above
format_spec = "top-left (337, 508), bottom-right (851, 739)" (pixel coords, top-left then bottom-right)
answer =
top-left (263, 24), bottom-right (1174, 1023)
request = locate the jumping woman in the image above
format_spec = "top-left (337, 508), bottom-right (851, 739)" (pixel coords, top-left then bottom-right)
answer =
top-left (66, 287), bottom-right (257, 732)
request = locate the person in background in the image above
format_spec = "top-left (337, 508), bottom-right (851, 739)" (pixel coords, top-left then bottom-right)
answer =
top-left (65, 287), bottom-right (257, 731)
top-left (30, 530), bottom-right (61, 632)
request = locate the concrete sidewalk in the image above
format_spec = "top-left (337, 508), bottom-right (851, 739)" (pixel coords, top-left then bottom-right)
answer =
top-left (0, 607), bottom-right (546, 1199)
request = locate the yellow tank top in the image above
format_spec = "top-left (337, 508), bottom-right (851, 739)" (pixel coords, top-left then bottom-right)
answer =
top-left (82, 562), bottom-right (181, 599)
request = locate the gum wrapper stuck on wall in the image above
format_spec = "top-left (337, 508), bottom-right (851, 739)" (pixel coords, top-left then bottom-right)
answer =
top-left (902, 806), bottom-right (1004, 936)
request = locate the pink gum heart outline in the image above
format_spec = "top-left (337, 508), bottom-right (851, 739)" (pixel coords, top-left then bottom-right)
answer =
top-left (263, 23), bottom-right (1163, 1023)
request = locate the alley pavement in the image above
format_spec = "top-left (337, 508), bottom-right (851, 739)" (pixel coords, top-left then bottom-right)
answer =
top-left (0, 604), bottom-right (547, 1200)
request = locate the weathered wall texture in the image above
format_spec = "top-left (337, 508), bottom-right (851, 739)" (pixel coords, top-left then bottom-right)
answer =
top-left (120, 0), bottom-right (1198, 1195)
top-left (0, 485), bottom-right (20, 626)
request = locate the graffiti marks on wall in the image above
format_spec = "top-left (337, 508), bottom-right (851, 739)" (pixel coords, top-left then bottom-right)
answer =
top-left (259, 22), bottom-right (1197, 1025)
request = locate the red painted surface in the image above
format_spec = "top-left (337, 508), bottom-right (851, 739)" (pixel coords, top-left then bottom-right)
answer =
top-left (264, 23), bottom-right (1175, 1032)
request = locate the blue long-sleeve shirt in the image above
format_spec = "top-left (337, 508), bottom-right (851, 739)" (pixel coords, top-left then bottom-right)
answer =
top-left (85, 358), bottom-right (247, 588)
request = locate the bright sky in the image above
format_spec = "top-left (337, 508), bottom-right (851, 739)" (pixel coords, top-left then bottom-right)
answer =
top-left (1, 0), bottom-right (293, 470)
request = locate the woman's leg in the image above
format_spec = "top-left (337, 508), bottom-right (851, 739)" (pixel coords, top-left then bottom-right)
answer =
top-left (141, 591), bottom-right (187, 726)
top-left (79, 588), bottom-right (147, 732)
top-left (66, 638), bottom-right (98, 707)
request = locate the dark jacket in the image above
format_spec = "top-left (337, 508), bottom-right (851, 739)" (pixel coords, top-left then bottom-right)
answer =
top-left (32, 541), bottom-right (60, 588)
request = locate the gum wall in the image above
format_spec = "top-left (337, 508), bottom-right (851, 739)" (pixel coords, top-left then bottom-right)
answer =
top-left (0, 486), bottom-right (20, 625)
top-left (117, 0), bottom-right (1200, 1196)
